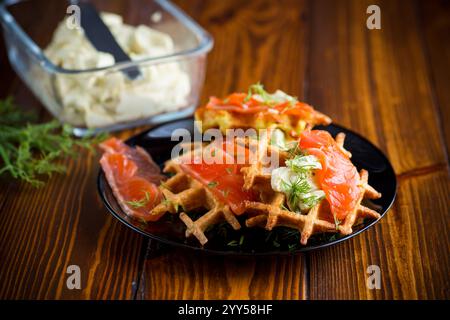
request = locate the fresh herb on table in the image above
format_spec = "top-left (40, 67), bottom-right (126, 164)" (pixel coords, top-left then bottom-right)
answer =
top-left (0, 97), bottom-right (106, 187)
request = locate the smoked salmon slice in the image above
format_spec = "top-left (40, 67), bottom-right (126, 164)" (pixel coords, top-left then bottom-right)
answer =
top-left (177, 140), bottom-right (257, 215)
top-left (299, 130), bottom-right (361, 221)
top-left (99, 137), bottom-right (164, 221)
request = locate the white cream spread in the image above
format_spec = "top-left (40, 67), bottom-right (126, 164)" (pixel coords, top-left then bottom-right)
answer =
top-left (45, 12), bottom-right (191, 128)
top-left (271, 154), bottom-right (325, 212)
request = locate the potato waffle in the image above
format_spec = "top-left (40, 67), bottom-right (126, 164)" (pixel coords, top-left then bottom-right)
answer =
top-left (194, 83), bottom-right (332, 140)
top-left (243, 168), bottom-right (381, 244)
top-left (149, 144), bottom-right (242, 245)
top-left (240, 132), bottom-right (382, 244)
top-left (148, 131), bottom-right (381, 246)
top-left (195, 107), bottom-right (331, 139)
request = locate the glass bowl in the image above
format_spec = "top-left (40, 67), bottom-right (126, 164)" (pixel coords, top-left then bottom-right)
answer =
top-left (0, 0), bottom-right (213, 135)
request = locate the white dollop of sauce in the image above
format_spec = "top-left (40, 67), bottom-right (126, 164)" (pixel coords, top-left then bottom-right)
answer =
top-left (44, 12), bottom-right (191, 128)
top-left (271, 155), bottom-right (325, 212)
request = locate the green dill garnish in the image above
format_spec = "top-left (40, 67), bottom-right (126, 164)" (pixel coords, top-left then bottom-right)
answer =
top-left (281, 178), bottom-right (312, 211)
top-left (328, 234), bottom-right (340, 242)
top-left (227, 240), bottom-right (239, 247)
top-left (286, 155), bottom-right (322, 176)
top-left (273, 239), bottom-right (281, 248)
top-left (280, 229), bottom-right (300, 241)
top-left (207, 181), bottom-right (218, 188)
top-left (248, 82), bottom-right (272, 104)
top-left (244, 86), bottom-right (253, 102)
top-left (243, 82), bottom-right (299, 107)
top-left (301, 193), bottom-right (325, 208)
top-left (286, 142), bottom-right (302, 159)
top-left (265, 231), bottom-right (274, 243)
top-left (162, 197), bottom-right (171, 207)
top-left (215, 222), bottom-right (229, 238)
top-left (162, 195), bottom-right (180, 212)
top-left (226, 235), bottom-right (245, 247)
top-left (333, 215), bottom-right (341, 230)
top-left (0, 97), bottom-right (107, 187)
top-left (222, 189), bottom-right (229, 197)
top-left (126, 191), bottom-right (150, 208)
top-left (273, 154), bottom-right (324, 212)
top-left (225, 167), bottom-right (233, 174)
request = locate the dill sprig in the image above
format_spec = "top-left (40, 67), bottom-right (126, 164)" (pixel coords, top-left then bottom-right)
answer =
top-left (286, 142), bottom-right (303, 159)
top-left (244, 82), bottom-right (298, 108)
top-left (286, 155), bottom-right (322, 178)
top-left (333, 215), bottom-right (341, 230)
top-left (162, 195), bottom-right (180, 212)
top-left (207, 181), bottom-right (218, 188)
top-left (244, 82), bottom-right (273, 104)
top-left (281, 178), bottom-right (311, 211)
top-left (126, 191), bottom-right (151, 209)
top-left (0, 97), bottom-right (107, 187)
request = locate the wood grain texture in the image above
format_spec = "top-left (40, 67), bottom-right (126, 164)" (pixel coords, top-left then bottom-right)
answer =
top-left (0, 152), bottom-right (145, 299)
top-left (308, 0), bottom-right (447, 175)
top-left (420, 0), bottom-right (450, 158)
top-left (306, 0), bottom-right (450, 299)
top-left (0, 0), bottom-right (449, 300)
top-left (140, 0), bottom-right (450, 300)
top-left (138, 243), bottom-right (307, 300)
top-left (136, 0), bottom-right (309, 300)
top-left (309, 169), bottom-right (450, 299)
top-left (175, 0), bottom-right (311, 100)
top-left (0, 0), bottom-right (156, 300)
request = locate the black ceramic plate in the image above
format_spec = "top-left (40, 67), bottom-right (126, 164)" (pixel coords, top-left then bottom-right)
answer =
top-left (97, 118), bottom-right (396, 255)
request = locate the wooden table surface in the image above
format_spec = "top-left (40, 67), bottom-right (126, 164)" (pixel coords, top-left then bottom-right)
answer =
top-left (0, 0), bottom-right (449, 300)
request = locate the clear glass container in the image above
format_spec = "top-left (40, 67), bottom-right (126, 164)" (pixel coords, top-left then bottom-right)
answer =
top-left (0, 0), bottom-right (213, 135)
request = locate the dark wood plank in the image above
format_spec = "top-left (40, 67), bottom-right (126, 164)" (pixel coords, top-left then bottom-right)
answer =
top-left (137, 0), bottom-right (311, 300)
top-left (138, 245), bottom-right (307, 300)
top-left (307, 0), bottom-right (447, 175)
top-left (307, 0), bottom-right (450, 299)
top-left (309, 169), bottom-right (450, 299)
top-left (1, 0), bottom-right (448, 301)
top-left (0, 1), bottom-right (149, 299)
top-left (0, 152), bottom-right (146, 299)
top-left (419, 0), bottom-right (450, 158)
top-left (175, 0), bottom-right (311, 101)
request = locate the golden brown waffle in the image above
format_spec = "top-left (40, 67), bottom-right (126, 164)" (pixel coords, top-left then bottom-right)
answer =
top-left (236, 132), bottom-right (289, 192)
top-left (244, 168), bottom-right (381, 244)
top-left (241, 132), bottom-right (382, 244)
top-left (148, 132), bottom-right (381, 246)
top-left (149, 153), bottom-right (241, 246)
top-left (195, 105), bottom-right (332, 138)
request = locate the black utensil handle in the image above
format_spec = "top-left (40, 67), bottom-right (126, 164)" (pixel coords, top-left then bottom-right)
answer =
top-left (77, 2), bottom-right (142, 80)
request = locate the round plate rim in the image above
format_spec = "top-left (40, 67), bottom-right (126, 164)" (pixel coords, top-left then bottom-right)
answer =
top-left (97, 119), bottom-right (397, 256)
